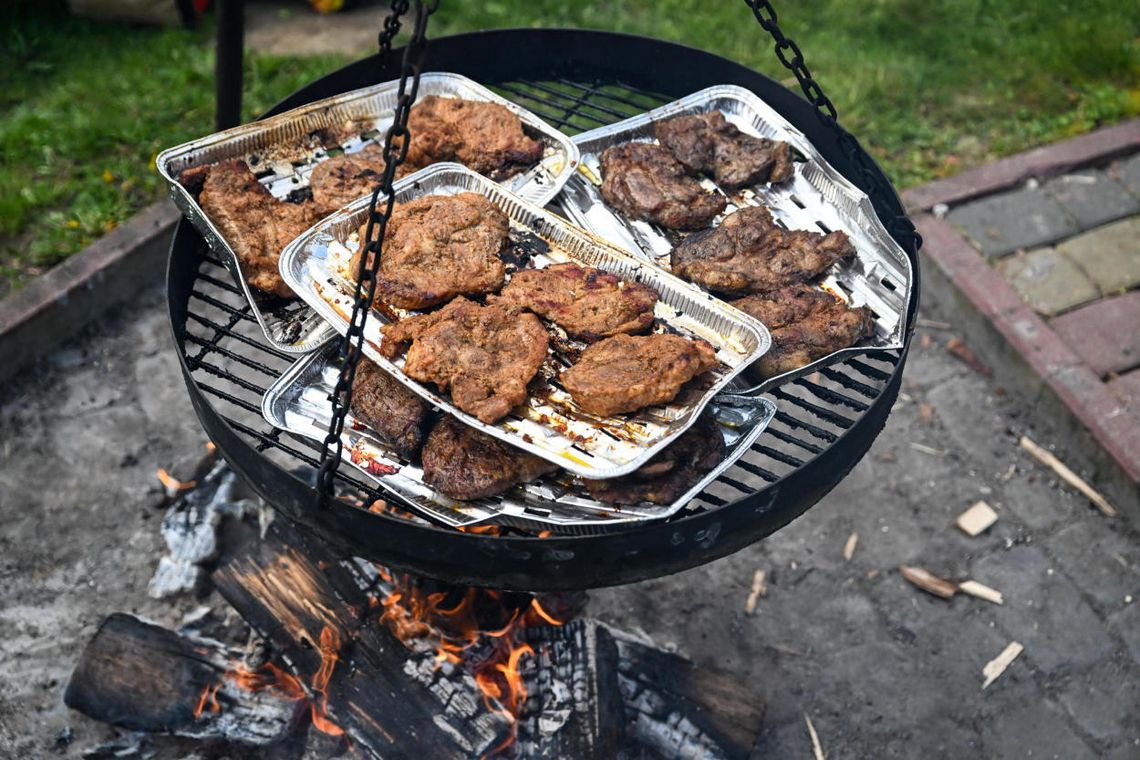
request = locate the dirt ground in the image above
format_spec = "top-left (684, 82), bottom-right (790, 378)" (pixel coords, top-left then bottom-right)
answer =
top-left (1, 284), bottom-right (1138, 759)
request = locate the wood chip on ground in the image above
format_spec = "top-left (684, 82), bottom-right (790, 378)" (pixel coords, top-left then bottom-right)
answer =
top-left (843, 532), bottom-right (858, 562)
top-left (956, 500), bottom-right (998, 536)
top-left (918, 403), bottom-right (934, 425)
top-left (899, 565), bottom-right (957, 599)
top-left (982, 641), bottom-right (1023, 689)
top-left (1019, 436), bottom-right (1117, 517)
top-left (946, 337), bottom-right (992, 376)
top-left (745, 569), bottom-right (767, 616)
top-left (958, 580), bottom-right (1004, 605)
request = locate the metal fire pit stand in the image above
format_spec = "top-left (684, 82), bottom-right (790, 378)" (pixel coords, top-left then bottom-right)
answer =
top-left (168, 26), bottom-right (921, 591)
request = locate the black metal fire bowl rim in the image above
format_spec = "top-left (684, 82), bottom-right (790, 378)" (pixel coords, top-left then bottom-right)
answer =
top-left (168, 29), bottom-right (920, 591)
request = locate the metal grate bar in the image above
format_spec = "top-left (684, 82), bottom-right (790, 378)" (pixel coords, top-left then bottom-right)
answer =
top-left (773, 410), bottom-right (837, 443)
top-left (846, 357), bottom-right (892, 381)
top-left (751, 444), bottom-right (805, 468)
top-left (198, 382), bottom-right (263, 415)
top-left (184, 311), bottom-right (296, 360)
top-left (190, 290), bottom-right (259, 323)
top-left (771, 388), bottom-right (854, 429)
top-left (195, 360), bottom-right (272, 395)
top-left (736, 460), bottom-right (779, 482)
top-left (517, 79), bottom-right (635, 122)
top-left (716, 476), bottom-right (755, 494)
top-left (183, 333), bottom-right (282, 377)
top-left (819, 367), bottom-right (880, 399)
top-left (764, 426), bottom-right (823, 455)
top-left (553, 77), bottom-right (672, 111)
top-left (792, 379), bottom-right (869, 413)
top-left (495, 83), bottom-right (609, 131)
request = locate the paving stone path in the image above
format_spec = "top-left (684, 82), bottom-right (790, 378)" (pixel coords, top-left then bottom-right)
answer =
top-left (1, 283), bottom-right (1138, 758)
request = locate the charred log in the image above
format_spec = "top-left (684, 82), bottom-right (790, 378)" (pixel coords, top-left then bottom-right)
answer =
top-left (516, 619), bottom-right (626, 759)
top-left (212, 518), bottom-right (513, 759)
top-left (64, 613), bottom-right (300, 745)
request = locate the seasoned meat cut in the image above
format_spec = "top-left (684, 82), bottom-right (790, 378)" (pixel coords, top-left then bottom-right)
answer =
top-left (731, 285), bottom-right (875, 377)
top-left (600, 142), bottom-right (726, 230)
top-left (349, 358), bottom-right (429, 459)
top-left (193, 159), bottom-right (321, 298)
top-left (654, 111), bottom-right (794, 190)
top-left (403, 96), bottom-right (545, 179)
top-left (489, 262), bottom-right (659, 342)
top-left (670, 205), bottom-right (854, 296)
top-left (380, 298), bottom-right (549, 424)
top-left (350, 192), bottom-right (508, 310)
top-left (560, 333), bottom-right (719, 417)
top-left (421, 417), bottom-right (557, 500)
top-left (309, 144), bottom-right (389, 214)
top-left (584, 415), bottom-right (725, 505)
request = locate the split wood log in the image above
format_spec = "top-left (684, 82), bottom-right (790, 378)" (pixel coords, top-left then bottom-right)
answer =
top-left (212, 518), bottom-right (512, 759)
top-left (64, 613), bottom-right (300, 744)
top-left (610, 632), bottom-right (766, 760)
top-left (517, 620), bottom-right (626, 758)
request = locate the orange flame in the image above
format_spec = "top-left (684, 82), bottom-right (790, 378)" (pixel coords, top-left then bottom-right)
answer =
top-left (156, 468), bottom-right (196, 492)
top-left (192, 682), bottom-right (221, 719)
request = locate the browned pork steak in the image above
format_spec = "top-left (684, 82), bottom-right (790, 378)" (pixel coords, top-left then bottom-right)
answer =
top-left (349, 359), bottom-right (429, 458)
top-left (381, 298), bottom-right (550, 424)
top-left (599, 142), bottom-right (726, 230)
top-left (421, 417), bottom-right (557, 500)
top-left (560, 333), bottom-right (719, 417)
top-left (309, 144), bottom-right (389, 214)
top-left (654, 111), bottom-right (794, 190)
top-left (489, 262), bottom-right (660, 342)
top-left (584, 415), bottom-right (725, 505)
top-left (403, 96), bottom-right (545, 180)
top-left (670, 205), bottom-right (855, 296)
top-left (350, 192), bottom-right (508, 311)
top-left (731, 285), bottom-right (875, 377)
top-left (192, 159), bottom-right (321, 298)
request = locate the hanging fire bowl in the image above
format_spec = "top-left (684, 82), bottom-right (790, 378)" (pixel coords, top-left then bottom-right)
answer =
top-left (167, 29), bottom-right (920, 591)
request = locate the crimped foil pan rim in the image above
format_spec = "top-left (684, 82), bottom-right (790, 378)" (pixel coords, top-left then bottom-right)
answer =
top-left (260, 343), bottom-right (779, 532)
top-left (279, 163), bottom-right (771, 480)
top-left (560, 83), bottom-right (914, 394)
top-left (158, 71), bottom-right (580, 354)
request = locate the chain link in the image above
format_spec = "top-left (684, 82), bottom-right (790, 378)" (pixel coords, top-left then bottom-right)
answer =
top-left (316, 0), bottom-right (437, 506)
top-left (744, 0), bottom-right (920, 250)
top-left (377, 0), bottom-right (411, 65)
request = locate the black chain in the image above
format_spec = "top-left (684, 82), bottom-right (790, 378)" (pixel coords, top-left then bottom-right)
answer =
top-left (744, 0), bottom-right (920, 250)
top-left (316, 0), bottom-right (438, 506)
top-left (377, 0), bottom-right (411, 65)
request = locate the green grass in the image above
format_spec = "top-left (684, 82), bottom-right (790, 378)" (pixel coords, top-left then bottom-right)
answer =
top-left (1, 0), bottom-right (1137, 292)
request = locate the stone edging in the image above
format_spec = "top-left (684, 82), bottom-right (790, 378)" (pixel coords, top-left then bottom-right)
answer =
top-left (903, 117), bottom-right (1140, 212)
top-left (0, 201), bottom-right (180, 385)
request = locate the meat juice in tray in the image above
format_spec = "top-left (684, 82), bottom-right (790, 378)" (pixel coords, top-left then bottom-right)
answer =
top-left (278, 164), bottom-right (771, 480)
top-left (558, 84), bottom-right (913, 393)
top-left (261, 343), bottom-right (777, 532)
top-left (157, 72), bottom-right (580, 353)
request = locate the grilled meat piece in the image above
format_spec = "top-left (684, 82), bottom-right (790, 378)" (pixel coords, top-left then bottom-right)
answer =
top-left (350, 192), bottom-right (508, 310)
top-left (309, 144), bottom-right (389, 214)
top-left (349, 358), bottom-right (429, 458)
top-left (421, 416), bottom-right (557, 500)
top-left (560, 333), bottom-right (718, 417)
top-left (731, 285), bottom-right (875, 377)
top-left (654, 111), bottom-right (794, 190)
top-left (489, 262), bottom-right (659, 342)
top-left (195, 160), bottom-right (322, 298)
top-left (403, 96), bottom-right (545, 180)
top-left (584, 414), bottom-right (725, 505)
top-left (671, 205), bottom-right (855, 296)
top-left (600, 142), bottom-right (726, 230)
top-left (380, 298), bottom-right (549, 424)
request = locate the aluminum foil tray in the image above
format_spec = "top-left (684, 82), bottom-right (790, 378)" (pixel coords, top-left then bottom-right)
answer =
top-left (558, 84), bottom-right (913, 393)
top-left (261, 343), bottom-right (777, 533)
top-left (279, 163), bottom-right (771, 479)
top-left (157, 71), bottom-right (580, 353)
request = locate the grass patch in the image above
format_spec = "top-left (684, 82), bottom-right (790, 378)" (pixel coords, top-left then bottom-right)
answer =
top-left (1, 0), bottom-right (1137, 291)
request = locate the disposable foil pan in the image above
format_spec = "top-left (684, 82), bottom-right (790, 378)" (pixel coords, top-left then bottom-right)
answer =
top-left (279, 163), bottom-right (771, 479)
top-left (558, 84), bottom-right (913, 393)
top-left (261, 343), bottom-right (777, 533)
top-left (157, 71), bottom-right (580, 353)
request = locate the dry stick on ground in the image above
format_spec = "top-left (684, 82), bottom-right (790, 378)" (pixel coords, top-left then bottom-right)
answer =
top-left (744, 569), bottom-right (767, 615)
top-left (1018, 436), bottom-right (1118, 517)
top-left (804, 713), bottom-right (826, 760)
top-left (982, 642), bottom-right (1024, 690)
top-left (64, 613), bottom-right (301, 745)
top-left (958, 580), bottom-right (1004, 605)
top-left (898, 566), bottom-right (958, 599)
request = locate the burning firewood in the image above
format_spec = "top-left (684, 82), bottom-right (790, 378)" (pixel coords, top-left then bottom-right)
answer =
top-left (64, 614), bottom-right (301, 745)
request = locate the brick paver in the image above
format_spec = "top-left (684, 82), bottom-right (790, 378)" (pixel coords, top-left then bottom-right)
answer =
top-left (1108, 369), bottom-right (1140, 408)
top-left (946, 186), bottom-right (1079, 258)
top-left (1111, 153), bottom-right (1140, 197)
top-left (1050, 290), bottom-right (1140, 377)
top-left (1057, 216), bottom-right (1140, 294)
top-left (996, 246), bottom-right (1100, 315)
top-left (1045, 169), bottom-right (1139, 230)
